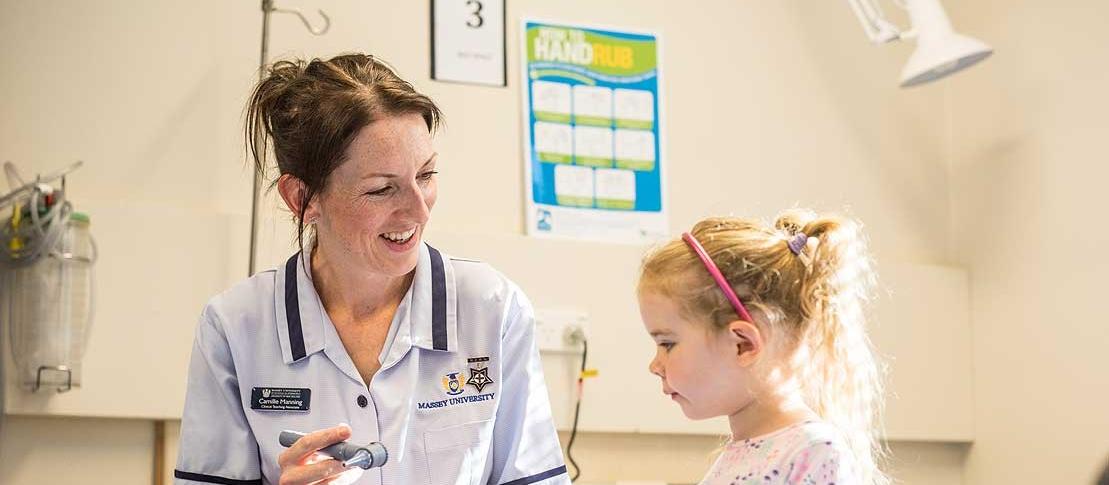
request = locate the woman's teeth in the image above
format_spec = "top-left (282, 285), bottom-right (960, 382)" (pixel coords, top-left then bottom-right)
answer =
top-left (382, 227), bottom-right (416, 243)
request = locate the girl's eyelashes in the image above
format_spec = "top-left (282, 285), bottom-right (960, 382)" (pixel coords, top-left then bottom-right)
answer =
top-left (658, 342), bottom-right (676, 351)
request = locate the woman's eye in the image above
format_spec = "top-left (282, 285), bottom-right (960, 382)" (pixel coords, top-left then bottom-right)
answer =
top-left (365, 186), bottom-right (392, 196)
top-left (418, 170), bottom-right (439, 182)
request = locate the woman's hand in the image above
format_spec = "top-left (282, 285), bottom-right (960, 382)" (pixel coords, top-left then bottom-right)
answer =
top-left (277, 424), bottom-right (364, 485)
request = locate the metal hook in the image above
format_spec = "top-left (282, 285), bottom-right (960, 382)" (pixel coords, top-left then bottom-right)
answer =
top-left (267, 2), bottom-right (331, 36)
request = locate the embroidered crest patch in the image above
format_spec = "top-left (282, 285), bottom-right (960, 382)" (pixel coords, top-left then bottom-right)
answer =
top-left (466, 356), bottom-right (494, 392)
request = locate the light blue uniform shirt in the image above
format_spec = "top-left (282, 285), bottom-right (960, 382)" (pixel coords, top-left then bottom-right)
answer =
top-left (175, 243), bottom-right (569, 485)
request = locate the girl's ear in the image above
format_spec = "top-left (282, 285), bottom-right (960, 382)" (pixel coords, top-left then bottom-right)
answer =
top-left (726, 319), bottom-right (764, 367)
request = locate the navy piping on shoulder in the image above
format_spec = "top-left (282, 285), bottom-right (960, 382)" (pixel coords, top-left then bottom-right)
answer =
top-left (427, 244), bottom-right (448, 350)
top-left (500, 465), bottom-right (569, 485)
top-left (284, 252), bottom-right (306, 361)
top-left (173, 470), bottom-right (262, 485)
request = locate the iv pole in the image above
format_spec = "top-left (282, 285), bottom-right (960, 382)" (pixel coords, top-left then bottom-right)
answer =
top-left (153, 5), bottom-right (331, 484)
top-left (249, 0), bottom-right (331, 276)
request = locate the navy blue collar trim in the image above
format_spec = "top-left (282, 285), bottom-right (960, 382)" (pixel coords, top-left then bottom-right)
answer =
top-left (428, 244), bottom-right (448, 351)
top-left (284, 252), bottom-right (306, 362)
top-left (283, 244), bottom-right (451, 357)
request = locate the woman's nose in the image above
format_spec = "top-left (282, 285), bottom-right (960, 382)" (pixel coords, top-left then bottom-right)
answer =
top-left (399, 184), bottom-right (431, 223)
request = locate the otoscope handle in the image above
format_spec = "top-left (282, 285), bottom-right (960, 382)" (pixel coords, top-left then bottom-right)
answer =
top-left (278, 430), bottom-right (388, 470)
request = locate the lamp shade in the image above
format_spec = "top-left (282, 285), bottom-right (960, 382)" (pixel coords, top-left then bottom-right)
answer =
top-left (899, 0), bottom-right (993, 87)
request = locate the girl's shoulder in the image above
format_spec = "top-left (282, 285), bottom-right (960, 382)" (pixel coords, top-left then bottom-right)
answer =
top-left (701, 421), bottom-right (857, 485)
top-left (777, 421), bottom-right (857, 483)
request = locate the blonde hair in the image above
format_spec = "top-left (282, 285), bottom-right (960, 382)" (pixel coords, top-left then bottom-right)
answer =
top-left (638, 209), bottom-right (888, 484)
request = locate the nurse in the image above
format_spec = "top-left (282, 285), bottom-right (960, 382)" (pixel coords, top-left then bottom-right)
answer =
top-left (174, 53), bottom-right (569, 485)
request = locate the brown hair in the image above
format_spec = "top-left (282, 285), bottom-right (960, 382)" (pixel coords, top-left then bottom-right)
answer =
top-left (638, 209), bottom-right (888, 484)
top-left (245, 53), bottom-right (443, 251)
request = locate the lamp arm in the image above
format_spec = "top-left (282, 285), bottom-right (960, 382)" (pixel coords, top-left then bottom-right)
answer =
top-left (847, 0), bottom-right (904, 43)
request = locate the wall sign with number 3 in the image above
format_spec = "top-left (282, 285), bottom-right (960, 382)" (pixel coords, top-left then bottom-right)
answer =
top-left (430, 0), bottom-right (505, 86)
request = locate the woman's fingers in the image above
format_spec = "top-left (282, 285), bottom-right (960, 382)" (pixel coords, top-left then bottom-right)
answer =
top-left (278, 425), bottom-right (352, 468)
top-left (320, 467), bottom-right (365, 485)
top-left (277, 424), bottom-right (354, 485)
top-left (278, 458), bottom-right (346, 485)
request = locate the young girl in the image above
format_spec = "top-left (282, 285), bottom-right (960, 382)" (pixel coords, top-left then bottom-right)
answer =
top-left (638, 210), bottom-right (887, 484)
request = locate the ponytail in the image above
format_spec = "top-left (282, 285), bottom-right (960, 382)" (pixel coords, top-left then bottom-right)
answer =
top-left (781, 211), bottom-right (888, 485)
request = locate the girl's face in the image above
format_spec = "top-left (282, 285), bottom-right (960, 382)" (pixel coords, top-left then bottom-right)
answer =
top-left (310, 112), bottom-right (437, 277)
top-left (639, 290), bottom-right (756, 420)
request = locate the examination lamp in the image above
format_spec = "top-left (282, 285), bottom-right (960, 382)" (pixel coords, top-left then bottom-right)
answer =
top-left (847, 0), bottom-right (993, 87)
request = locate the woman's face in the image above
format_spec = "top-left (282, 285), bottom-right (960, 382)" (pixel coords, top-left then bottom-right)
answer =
top-left (311, 112), bottom-right (437, 278)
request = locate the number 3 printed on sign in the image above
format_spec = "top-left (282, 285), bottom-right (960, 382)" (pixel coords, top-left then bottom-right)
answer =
top-left (466, 0), bottom-right (484, 28)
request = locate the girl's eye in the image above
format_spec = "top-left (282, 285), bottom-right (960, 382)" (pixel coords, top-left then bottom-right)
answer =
top-left (659, 342), bottom-right (675, 351)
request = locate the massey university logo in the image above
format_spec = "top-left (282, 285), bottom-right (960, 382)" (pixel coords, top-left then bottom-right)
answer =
top-left (262, 388), bottom-right (271, 398)
top-left (442, 372), bottom-right (464, 396)
top-left (466, 356), bottom-right (494, 392)
top-left (418, 358), bottom-right (497, 411)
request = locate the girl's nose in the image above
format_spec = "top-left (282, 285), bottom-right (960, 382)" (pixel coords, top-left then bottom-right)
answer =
top-left (648, 354), bottom-right (664, 377)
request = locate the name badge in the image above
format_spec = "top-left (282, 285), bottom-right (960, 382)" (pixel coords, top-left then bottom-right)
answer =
top-left (250, 387), bottom-right (311, 412)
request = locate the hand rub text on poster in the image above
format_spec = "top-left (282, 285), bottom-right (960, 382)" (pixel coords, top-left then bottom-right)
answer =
top-left (532, 27), bottom-right (634, 69)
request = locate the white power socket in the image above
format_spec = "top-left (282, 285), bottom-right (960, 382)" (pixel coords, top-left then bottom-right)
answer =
top-left (534, 308), bottom-right (587, 353)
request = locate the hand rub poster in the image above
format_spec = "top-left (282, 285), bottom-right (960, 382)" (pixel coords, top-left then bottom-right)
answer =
top-left (522, 20), bottom-right (666, 243)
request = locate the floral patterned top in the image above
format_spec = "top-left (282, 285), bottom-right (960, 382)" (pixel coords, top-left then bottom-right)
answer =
top-left (700, 421), bottom-right (857, 485)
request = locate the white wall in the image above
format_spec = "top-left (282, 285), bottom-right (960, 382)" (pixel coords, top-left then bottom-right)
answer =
top-left (0, 416), bottom-right (154, 485)
top-left (0, 0), bottom-right (974, 484)
top-left (947, 1), bottom-right (1109, 483)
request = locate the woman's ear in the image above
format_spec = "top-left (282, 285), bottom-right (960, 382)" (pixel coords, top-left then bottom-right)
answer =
top-left (276, 174), bottom-right (319, 223)
top-left (727, 319), bottom-right (764, 366)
